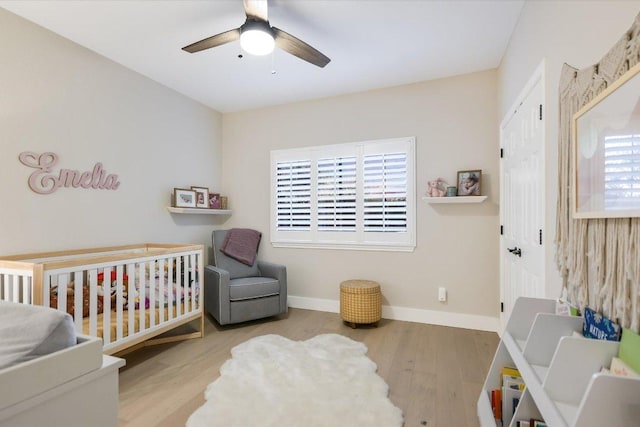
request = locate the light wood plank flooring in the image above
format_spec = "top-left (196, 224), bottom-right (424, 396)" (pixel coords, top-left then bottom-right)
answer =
top-left (118, 308), bottom-right (499, 427)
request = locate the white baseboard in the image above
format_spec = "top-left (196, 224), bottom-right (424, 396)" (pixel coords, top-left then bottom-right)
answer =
top-left (287, 295), bottom-right (499, 333)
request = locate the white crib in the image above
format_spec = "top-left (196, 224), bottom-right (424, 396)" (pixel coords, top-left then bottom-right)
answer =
top-left (0, 243), bottom-right (204, 354)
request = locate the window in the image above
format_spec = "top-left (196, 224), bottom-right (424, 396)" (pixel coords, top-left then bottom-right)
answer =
top-left (270, 137), bottom-right (415, 251)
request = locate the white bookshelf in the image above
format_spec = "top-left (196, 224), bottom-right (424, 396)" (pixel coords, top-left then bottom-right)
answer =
top-left (478, 297), bottom-right (640, 427)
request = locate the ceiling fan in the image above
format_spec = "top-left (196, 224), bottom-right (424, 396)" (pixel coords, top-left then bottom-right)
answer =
top-left (182, 0), bottom-right (331, 68)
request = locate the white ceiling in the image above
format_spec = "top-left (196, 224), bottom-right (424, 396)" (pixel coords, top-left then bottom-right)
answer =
top-left (0, 0), bottom-right (524, 113)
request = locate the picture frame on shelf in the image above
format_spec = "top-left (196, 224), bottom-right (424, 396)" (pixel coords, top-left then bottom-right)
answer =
top-left (174, 188), bottom-right (197, 208)
top-left (457, 169), bottom-right (482, 196)
top-left (191, 186), bottom-right (210, 208)
top-left (208, 192), bottom-right (221, 209)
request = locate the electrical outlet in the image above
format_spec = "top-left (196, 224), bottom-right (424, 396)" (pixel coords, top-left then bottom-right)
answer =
top-left (438, 287), bottom-right (447, 302)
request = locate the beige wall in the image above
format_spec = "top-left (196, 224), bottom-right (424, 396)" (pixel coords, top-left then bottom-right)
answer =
top-left (10, 2), bottom-right (634, 330)
top-left (222, 70), bottom-right (500, 329)
top-left (498, 1), bottom-right (640, 298)
top-left (0, 8), bottom-right (224, 255)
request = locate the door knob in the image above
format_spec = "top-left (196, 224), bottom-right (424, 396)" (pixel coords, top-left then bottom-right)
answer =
top-left (507, 247), bottom-right (522, 257)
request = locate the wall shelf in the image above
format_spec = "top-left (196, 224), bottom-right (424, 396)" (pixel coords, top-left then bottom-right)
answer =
top-left (166, 207), bottom-right (232, 215)
top-left (423, 196), bottom-right (487, 204)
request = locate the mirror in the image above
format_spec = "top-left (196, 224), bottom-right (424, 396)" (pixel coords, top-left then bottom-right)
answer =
top-left (573, 62), bottom-right (640, 218)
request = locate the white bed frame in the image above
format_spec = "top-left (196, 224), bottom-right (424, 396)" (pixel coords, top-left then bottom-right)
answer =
top-left (0, 243), bottom-right (204, 354)
top-left (0, 334), bottom-right (124, 427)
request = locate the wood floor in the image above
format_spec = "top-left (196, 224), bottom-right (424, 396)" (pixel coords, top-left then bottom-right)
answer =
top-left (118, 308), bottom-right (499, 427)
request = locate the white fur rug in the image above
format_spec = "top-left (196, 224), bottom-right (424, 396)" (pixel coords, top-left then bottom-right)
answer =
top-left (186, 333), bottom-right (403, 427)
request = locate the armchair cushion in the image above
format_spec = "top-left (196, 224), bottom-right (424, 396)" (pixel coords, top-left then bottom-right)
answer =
top-left (229, 277), bottom-right (280, 301)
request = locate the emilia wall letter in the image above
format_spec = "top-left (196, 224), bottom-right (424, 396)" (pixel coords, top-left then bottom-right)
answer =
top-left (18, 151), bottom-right (121, 195)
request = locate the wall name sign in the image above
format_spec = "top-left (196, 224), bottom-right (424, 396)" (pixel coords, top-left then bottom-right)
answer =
top-left (19, 151), bottom-right (120, 195)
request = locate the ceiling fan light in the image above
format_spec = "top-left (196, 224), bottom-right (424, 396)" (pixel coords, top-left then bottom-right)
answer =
top-left (240, 28), bottom-right (275, 56)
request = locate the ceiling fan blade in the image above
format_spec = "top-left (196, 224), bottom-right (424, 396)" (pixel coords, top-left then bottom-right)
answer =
top-left (273, 27), bottom-right (331, 68)
top-left (182, 28), bottom-right (241, 53)
top-left (243, 0), bottom-right (268, 22)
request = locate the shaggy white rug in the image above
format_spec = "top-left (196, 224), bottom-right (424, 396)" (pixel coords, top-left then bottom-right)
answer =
top-left (186, 333), bottom-right (403, 427)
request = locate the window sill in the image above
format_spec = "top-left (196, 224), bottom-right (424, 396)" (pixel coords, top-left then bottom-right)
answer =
top-left (271, 241), bottom-right (415, 252)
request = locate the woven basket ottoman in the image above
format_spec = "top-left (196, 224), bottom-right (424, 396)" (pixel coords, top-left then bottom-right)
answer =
top-left (339, 279), bottom-right (382, 328)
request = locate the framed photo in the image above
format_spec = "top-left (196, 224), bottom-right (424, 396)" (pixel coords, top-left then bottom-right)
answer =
top-left (457, 170), bottom-right (482, 196)
top-left (191, 186), bottom-right (210, 208)
top-left (208, 192), bottom-right (221, 209)
top-left (174, 188), bottom-right (197, 208)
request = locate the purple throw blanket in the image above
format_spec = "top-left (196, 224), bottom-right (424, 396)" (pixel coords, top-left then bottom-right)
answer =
top-left (220, 228), bottom-right (262, 266)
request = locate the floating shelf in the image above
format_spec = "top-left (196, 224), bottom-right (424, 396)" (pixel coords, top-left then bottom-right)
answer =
top-left (166, 207), bottom-right (232, 215)
top-left (423, 196), bottom-right (487, 204)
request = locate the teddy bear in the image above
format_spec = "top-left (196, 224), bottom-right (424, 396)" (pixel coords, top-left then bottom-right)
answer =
top-left (426, 178), bottom-right (446, 197)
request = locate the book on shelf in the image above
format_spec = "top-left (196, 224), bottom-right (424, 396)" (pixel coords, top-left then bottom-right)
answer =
top-left (619, 327), bottom-right (640, 374)
top-left (556, 298), bottom-right (580, 316)
top-left (582, 307), bottom-right (621, 341)
top-left (493, 366), bottom-right (524, 427)
top-left (500, 366), bottom-right (520, 379)
top-left (491, 389), bottom-right (502, 421)
top-left (490, 366), bottom-right (524, 426)
top-left (515, 418), bottom-right (546, 427)
top-left (501, 385), bottom-right (522, 427)
top-left (503, 374), bottom-right (525, 391)
top-left (609, 356), bottom-right (639, 378)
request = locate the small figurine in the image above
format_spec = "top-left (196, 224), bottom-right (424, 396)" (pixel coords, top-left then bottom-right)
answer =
top-left (426, 178), bottom-right (446, 197)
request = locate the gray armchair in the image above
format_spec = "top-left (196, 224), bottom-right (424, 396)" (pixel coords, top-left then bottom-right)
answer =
top-left (204, 229), bottom-right (287, 325)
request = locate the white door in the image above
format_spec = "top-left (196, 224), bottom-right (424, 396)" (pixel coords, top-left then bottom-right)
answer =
top-left (500, 62), bottom-right (546, 328)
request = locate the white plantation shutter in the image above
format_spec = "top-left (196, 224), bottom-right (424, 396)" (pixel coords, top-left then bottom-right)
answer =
top-left (276, 160), bottom-right (311, 230)
top-left (317, 156), bottom-right (357, 231)
top-left (363, 153), bottom-right (407, 232)
top-left (271, 137), bottom-right (415, 251)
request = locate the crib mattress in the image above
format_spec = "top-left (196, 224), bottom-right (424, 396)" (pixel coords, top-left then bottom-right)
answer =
top-left (82, 301), bottom-right (196, 342)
